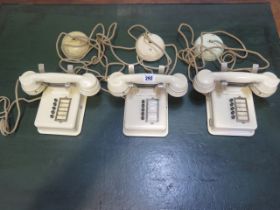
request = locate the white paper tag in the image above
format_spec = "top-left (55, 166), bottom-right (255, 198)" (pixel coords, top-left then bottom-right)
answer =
top-left (144, 74), bottom-right (155, 83)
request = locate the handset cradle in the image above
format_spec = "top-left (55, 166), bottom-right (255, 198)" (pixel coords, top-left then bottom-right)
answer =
top-left (19, 71), bottom-right (100, 136)
top-left (107, 72), bottom-right (188, 137)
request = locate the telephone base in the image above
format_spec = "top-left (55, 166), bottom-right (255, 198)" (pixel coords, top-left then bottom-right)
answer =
top-left (206, 86), bottom-right (257, 137)
top-left (207, 123), bottom-right (255, 137)
top-left (34, 86), bottom-right (87, 136)
top-left (123, 87), bottom-right (168, 137)
top-left (123, 126), bottom-right (168, 137)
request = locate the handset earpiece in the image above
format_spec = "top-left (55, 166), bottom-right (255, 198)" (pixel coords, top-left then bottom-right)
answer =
top-left (19, 71), bottom-right (47, 95)
top-left (166, 73), bottom-right (188, 97)
top-left (250, 72), bottom-right (280, 97)
top-left (78, 73), bottom-right (101, 96)
top-left (135, 33), bottom-right (165, 62)
top-left (193, 69), bottom-right (215, 94)
top-left (107, 72), bottom-right (130, 97)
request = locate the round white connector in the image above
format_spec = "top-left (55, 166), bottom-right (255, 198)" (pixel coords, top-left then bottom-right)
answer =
top-left (136, 33), bottom-right (165, 62)
top-left (61, 31), bottom-right (90, 60)
top-left (194, 33), bottom-right (224, 61)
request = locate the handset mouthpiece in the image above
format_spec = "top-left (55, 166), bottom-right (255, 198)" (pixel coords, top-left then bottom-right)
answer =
top-left (19, 71), bottom-right (46, 95)
top-left (250, 72), bottom-right (280, 97)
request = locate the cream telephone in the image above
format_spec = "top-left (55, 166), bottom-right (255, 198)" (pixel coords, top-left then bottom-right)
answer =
top-left (107, 72), bottom-right (188, 137)
top-left (193, 69), bottom-right (280, 136)
top-left (19, 71), bottom-right (100, 136)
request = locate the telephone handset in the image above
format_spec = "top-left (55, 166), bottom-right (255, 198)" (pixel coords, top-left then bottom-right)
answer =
top-left (193, 69), bottom-right (280, 136)
top-left (107, 72), bottom-right (188, 137)
top-left (19, 71), bottom-right (100, 136)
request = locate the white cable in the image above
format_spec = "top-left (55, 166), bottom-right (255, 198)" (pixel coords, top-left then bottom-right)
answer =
top-left (109, 24), bottom-right (178, 75)
top-left (177, 23), bottom-right (270, 81)
top-left (0, 80), bottom-right (41, 136)
top-left (56, 22), bottom-right (126, 93)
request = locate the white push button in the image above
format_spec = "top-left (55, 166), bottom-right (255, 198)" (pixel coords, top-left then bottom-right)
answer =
top-left (147, 99), bottom-right (159, 123)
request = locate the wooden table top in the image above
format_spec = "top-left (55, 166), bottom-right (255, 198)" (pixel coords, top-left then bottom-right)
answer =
top-left (0, 0), bottom-right (279, 38)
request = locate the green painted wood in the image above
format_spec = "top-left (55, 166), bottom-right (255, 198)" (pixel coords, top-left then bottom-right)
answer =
top-left (0, 4), bottom-right (279, 210)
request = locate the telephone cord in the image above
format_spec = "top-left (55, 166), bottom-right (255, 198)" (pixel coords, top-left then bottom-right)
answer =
top-left (56, 23), bottom-right (125, 83)
top-left (108, 24), bottom-right (178, 75)
top-left (0, 80), bottom-right (41, 136)
top-left (177, 23), bottom-right (270, 81)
